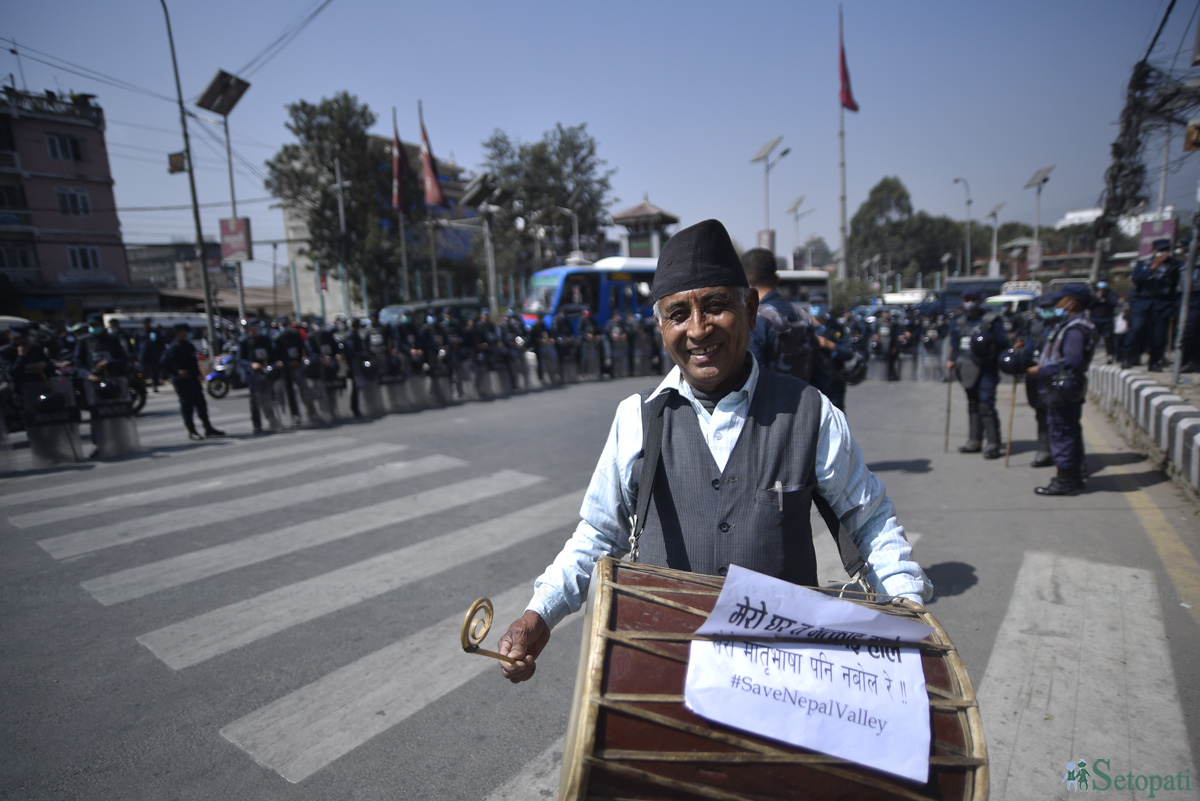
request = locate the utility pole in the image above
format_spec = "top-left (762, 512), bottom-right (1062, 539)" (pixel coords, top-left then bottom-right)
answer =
top-left (160, 0), bottom-right (216, 357)
top-left (334, 158), bottom-right (350, 321)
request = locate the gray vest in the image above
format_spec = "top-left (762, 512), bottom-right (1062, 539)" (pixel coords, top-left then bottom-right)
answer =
top-left (635, 370), bottom-right (823, 584)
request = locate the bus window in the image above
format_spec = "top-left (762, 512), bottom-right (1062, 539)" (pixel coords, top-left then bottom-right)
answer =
top-left (562, 273), bottom-right (599, 310)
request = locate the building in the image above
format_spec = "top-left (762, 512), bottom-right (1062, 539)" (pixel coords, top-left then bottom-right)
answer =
top-left (126, 241), bottom-right (233, 290)
top-left (611, 193), bottom-right (678, 259)
top-left (0, 87), bottom-right (152, 320)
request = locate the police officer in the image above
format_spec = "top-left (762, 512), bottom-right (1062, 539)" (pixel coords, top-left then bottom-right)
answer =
top-left (71, 314), bottom-right (131, 457)
top-left (1089, 277), bottom-right (1118, 364)
top-left (134, 318), bottom-right (165, 392)
top-left (160, 323), bottom-right (224, 441)
top-left (272, 317), bottom-right (306, 426)
top-left (1029, 285), bottom-right (1095, 495)
top-left (1181, 250), bottom-right (1200, 372)
top-left (0, 323), bottom-right (50, 401)
top-left (343, 318), bottom-right (368, 418)
top-left (238, 319), bottom-right (275, 435)
top-left (808, 292), bottom-right (855, 412)
top-left (1022, 294), bottom-right (1060, 468)
top-left (1124, 238), bottom-right (1179, 370)
top-left (947, 293), bottom-right (1009, 458)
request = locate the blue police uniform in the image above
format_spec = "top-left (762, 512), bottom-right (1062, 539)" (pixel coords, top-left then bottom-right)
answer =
top-left (1124, 240), bottom-right (1179, 369)
top-left (161, 327), bottom-right (223, 440)
top-left (1181, 261), bottom-right (1200, 371)
top-left (948, 302), bottom-right (1009, 458)
top-left (1035, 287), bottom-right (1095, 496)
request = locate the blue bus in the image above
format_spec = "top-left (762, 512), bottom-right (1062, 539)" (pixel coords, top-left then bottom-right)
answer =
top-left (522, 257), bottom-right (657, 329)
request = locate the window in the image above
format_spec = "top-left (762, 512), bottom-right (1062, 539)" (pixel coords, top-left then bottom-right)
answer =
top-left (46, 132), bottom-right (83, 161)
top-left (0, 185), bottom-right (25, 210)
top-left (56, 187), bottom-right (91, 216)
top-left (68, 245), bottom-right (100, 270)
top-left (0, 244), bottom-right (35, 270)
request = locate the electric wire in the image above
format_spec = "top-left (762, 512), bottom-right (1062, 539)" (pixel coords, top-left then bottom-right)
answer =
top-left (235, 0), bottom-right (335, 78)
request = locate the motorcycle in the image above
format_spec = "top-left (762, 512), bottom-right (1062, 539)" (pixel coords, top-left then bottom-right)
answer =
top-left (126, 366), bottom-right (148, 414)
top-left (205, 347), bottom-right (245, 399)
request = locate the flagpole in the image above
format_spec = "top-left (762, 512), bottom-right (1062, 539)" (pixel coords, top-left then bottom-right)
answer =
top-left (393, 107), bottom-right (410, 301)
top-left (839, 101), bottom-right (848, 284)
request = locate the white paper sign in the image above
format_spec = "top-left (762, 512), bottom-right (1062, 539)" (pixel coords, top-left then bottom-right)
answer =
top-left (684, 566), bottom-right (933, 783)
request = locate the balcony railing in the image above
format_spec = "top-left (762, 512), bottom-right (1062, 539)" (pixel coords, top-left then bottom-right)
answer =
top-left (0, 209), bottom-right (33, 227)
top-left (0, 150), bottom-right (19, 171)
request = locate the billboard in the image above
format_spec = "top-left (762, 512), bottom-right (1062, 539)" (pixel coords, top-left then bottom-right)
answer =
top-left (220, 217), bottom-right (253, 262)
top-left (1137, 219), bottom-right (1175, 258)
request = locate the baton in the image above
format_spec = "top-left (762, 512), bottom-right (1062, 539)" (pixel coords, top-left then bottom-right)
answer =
top-left (944, 365), bottom-right (953, 453)
top-left (1004, 375), bottom-right (1018, 468)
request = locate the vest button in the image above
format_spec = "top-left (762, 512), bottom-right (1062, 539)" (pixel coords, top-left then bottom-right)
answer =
top-left (711, 479), bottom-right (720, 490)
top-left (718, 522), bottom-right (730, 532)
top-left (718, 566), bottom-right (728, 576)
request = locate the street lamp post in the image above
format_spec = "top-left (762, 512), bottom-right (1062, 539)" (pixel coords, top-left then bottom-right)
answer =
top-left (332, 158), bottom-right (351, 320)
top-left (953, 177), bottom-right (972, 274)
top-left (1024, 165), bottom-right (1054, 274)
top-left (986, 201), bottom-right (1005, 278)
top-left (751, 136), bottom-right (788, 251)
top-left (159, 0), bottom-right (216, 356)
top-left (549, 206), bottom-right (580, 254)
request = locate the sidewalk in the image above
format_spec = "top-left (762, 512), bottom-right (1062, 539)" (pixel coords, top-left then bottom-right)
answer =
top-left (1088, 362), bottom-right (1200, 500)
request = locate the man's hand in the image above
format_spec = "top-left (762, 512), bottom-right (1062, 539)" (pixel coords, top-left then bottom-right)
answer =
top-left (252, 362), bottom-right (264, 371)
top-left (177, 369), bottom-right (188, 377)
top-left (1027, 365), bottom-right (1039, 376)
top-left (497, 610), bottom-right (550, 684)
top-left (94, 359), bottom-right (109, 371)
top-left (816, 335), bottom-right (835, 352)
top-left (946, 360), bottom-right (955, 371)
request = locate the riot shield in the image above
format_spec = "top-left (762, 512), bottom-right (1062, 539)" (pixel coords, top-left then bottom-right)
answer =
top-left (84, 375), bottom-right (141, 457)
top-left (249, 370), bottom-right (286, 431)
top-left (352, 358), bottom-right (386, 418)
top-left (21, 377), bottom-right (83, 467)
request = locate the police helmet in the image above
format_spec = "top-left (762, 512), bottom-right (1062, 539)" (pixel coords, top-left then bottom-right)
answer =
top-left (841, 353), bottom-right (868, 385)
top-left (998, 347), bottom-right (1028, 376)
top-left (359, 358), bottom-right (379, 380)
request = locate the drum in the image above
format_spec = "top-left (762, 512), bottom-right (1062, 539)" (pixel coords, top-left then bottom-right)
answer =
top-left (559, 557), bottom-right (987, 801)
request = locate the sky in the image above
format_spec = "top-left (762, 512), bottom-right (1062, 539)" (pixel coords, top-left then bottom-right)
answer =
top-left (6, 0), bottom-right (1200, 286)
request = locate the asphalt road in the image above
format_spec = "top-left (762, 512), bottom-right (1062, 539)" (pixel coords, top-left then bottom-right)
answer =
top-left (2, 370), bottom-right (1198, 800)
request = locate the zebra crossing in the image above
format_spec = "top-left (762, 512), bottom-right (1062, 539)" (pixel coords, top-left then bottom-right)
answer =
top-left (1, 418), bottom-right (592, 796)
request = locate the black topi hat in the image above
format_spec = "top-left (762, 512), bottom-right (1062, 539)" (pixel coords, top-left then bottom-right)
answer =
top-left (652, 219), bottom-right (747, 303)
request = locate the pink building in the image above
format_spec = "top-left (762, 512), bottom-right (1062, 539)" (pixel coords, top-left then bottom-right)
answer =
top-left (0, 88), bottom-right (151, 321)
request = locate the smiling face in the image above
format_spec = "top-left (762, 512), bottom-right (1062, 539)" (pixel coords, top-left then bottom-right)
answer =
top-left (657, 286), bottom-right (758, 394)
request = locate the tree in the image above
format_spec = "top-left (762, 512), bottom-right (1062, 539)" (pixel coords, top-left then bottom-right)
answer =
top-left (848, 176), bottom-right (913, 269)
top-left (266, 91), bottom-right (417, 313)
top-left (802, 235), bottom-right (833, 268)
top-left (478, 123), bottom-right (616, 277)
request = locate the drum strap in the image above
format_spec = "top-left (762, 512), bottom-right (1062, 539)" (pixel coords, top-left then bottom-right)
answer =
top-left (630, 391), bottom-right (670, 562)
top-left (631, 389), bottom-right (867, 585)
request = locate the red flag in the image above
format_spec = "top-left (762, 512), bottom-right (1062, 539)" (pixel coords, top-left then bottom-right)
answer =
top-left (418, 100), bottom-right (446, 208)
top-left (392, 108), bottom-right (410, 211)
top-left (839, 7), bottom-right (859, 112)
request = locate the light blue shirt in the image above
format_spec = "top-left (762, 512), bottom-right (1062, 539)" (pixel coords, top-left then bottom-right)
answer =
top-left (528, 358), bottom-right (933, 628)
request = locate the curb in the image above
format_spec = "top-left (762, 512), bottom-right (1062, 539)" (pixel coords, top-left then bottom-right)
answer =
top-left (1089, 364), bottom-right (1200, 497)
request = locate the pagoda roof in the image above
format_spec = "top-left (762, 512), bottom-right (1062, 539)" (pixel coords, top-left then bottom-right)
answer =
top-left (612, 193), bottom-right (679, 226)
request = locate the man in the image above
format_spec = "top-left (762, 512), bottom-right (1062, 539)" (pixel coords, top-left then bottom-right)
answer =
top-left (497, 219), bottom-right (931, 683)
top-left (1028, 285), bottom-right (1095, 496)
top-left (1021, 294), bottom-right (1060, 468)
top-left (238, 319), bottom-right (275, 435)
top-left (743, 247), bottom-right (817, 383)
top-left (946, 293), bottom-right (1008, 459)
top-left (160, 323), bottom-right (224, 441)
top-left (71, 314), bottom-right (130, 458)
top-left (807, 292), bottom-right (856, 412)
top-left (0, 322), bottom-right (50, 399)
top-left (134, 318), bottom-right (165, 392)
top-left (1182, 253), bottom-right (1200, 372)
top-left (1124, 238), bottom-right (1179, 370)
top-left (1088, 278), bottom-right (1117, 364)
top-left (272, 316), bottom-right (306, 426)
